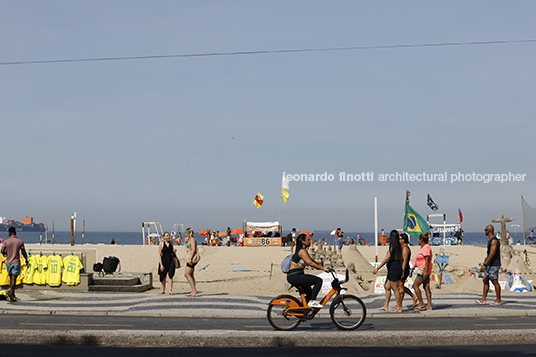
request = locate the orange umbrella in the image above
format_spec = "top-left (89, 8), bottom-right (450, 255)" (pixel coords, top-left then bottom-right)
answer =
top-left (198, 230), bottom-right (208, 236)
top-left (231, 228), bottom-right (244, 235)
top-left (300, 231), bottom-right (312, 235)
top-left (217, 231), bottom-right (227, 237)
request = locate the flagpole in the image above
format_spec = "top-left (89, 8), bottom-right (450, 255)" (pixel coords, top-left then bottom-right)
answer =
top-left (374, 197), bottom-right (378, 262)
top-left (246, 201), bottom-right (254, 224)
top-left (279, 195), bottom-right (283, 228)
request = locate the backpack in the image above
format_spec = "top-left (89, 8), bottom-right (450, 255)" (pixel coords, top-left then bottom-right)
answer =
top-left (93, 262), bottom-right (104, 277)
top-left (102, 256), bottom-right (121, 273)
top-left (281, 254), bottom-right (293, 274)
top-left (93, 262), bottom-right (103, 272)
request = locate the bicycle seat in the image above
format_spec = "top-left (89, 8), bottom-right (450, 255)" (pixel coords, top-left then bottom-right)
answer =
top-left (289, 284), bottom-right (306, 295)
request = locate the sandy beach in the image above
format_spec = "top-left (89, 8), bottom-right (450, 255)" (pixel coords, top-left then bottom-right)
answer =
top-left (20, 242), bottom-right (536, 297)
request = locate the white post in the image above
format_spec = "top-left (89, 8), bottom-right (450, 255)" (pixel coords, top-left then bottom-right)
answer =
top-left (443, 214), bottom-right (446, 247)
top-left (142, 223), bottom-right (146, 245)
top-left (374, 197), bottom-right (378, 262)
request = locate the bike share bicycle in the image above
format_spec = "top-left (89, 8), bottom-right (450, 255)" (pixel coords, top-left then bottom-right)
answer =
top-left (267, 269), bottom-right (366, 331)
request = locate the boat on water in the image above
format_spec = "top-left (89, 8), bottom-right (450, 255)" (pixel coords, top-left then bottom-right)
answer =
top-left (0, 215), bottom-right (47, 233)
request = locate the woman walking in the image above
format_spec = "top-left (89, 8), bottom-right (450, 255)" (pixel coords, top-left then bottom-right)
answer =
top-left (184, 228), bottom-right (199, 297)
top-left (413, 233), bottom-right (433, 311)
top-left (399, 233), bottom-right (418, 308)
top-left (373, 230), bottom-right (403, 312)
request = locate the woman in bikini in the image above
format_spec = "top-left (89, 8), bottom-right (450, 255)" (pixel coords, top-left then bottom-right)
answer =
top-left (184, 228), bottom-right (199, 297)
top-left (286, 233), bottom-right (329, 308)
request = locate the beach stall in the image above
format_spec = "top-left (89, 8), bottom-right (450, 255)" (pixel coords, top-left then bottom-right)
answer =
top-left (243, 221), bottom-right (282, 246)
top-left (427, 214), bottom-right (462, 245)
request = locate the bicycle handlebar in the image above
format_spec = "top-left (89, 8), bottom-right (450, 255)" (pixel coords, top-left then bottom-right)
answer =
top-left (329, 268), bottom-right (349, 284)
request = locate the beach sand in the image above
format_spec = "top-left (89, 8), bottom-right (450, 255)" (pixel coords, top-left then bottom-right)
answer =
top-left (23, 243), bottom-right (536, 296)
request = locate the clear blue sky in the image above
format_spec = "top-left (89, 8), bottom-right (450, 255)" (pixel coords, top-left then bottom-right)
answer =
top-left (2, 1), bottom-right (535, 232)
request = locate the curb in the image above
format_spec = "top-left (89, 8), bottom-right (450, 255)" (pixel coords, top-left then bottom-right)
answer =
top-left (1, 329), bottom-right (536, 347)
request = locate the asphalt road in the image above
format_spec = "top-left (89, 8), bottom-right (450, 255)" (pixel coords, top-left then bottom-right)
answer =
top-left (2, 344), bottom-right (536, 357)
top-left (6, 313), bottom-right (536, 332)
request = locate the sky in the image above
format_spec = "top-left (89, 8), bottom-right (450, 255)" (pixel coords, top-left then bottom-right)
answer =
top-left (1, 1), bottom-right (535, 233)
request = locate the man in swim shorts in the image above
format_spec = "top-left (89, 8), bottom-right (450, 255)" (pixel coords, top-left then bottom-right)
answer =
top-left (475, 224), bottom-right (502, 305)
top-left (1, 227), bottom-right (28, 302)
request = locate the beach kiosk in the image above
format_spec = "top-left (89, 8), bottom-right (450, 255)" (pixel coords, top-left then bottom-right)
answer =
top-left (427, 214), bottom-right (462, 245)
top-left (243, 221), bottom-right (282, 246)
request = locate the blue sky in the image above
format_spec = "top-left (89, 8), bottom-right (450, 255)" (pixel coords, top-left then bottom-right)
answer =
top-left (1, 1), bottom-right (535, 232)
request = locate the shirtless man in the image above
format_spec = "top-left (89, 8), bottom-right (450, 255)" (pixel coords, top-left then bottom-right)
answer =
top-left (475, 224), bottom-right (502, 305)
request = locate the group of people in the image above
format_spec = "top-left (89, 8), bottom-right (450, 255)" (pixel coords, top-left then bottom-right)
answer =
top-left (373, 224), bottom-right (504, 312)
top-left (282, 230), bottom-right (429, 310)
top-left (203, 228), bottom-right (244, 247)
top-left (158, 228), bottom-right (200, 297)
top-left (373, 230), bottom-right (433, 312)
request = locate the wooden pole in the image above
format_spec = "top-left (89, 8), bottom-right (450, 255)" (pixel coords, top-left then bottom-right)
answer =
top-left (82, 220), bottom-right (85, 245)
top-left (71, 215), bottom-right (75, 246)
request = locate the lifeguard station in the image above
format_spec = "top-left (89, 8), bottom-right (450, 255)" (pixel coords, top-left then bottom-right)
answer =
top-left (141, 222), bottom-right (163, 245)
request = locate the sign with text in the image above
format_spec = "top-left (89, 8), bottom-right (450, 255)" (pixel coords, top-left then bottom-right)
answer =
top-left (243, 237), bottom-right (282, 247)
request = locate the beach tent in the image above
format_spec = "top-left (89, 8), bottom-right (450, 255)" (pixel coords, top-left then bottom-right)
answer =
top-left (245, 221), bottom-right (280, 236)
top-left (243, 221), bottom-right (282, 246)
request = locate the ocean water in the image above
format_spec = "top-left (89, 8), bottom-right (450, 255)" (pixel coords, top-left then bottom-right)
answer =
top-left (1, 230), bottom-right (521, 246)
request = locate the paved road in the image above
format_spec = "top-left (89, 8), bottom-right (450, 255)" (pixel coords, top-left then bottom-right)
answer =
top-left (2, 344), bottom-right (536, 357)
top-left (7, 314), bottom-right (536, 332)
top-left (2, 290), bottom-right (536, 348)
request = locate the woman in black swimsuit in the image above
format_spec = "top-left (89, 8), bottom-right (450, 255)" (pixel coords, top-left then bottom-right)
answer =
top-left (286, 234), bottom-right (329, 308)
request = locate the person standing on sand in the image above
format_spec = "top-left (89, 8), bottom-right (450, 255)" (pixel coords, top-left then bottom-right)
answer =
top-left (184, 228), bottom-right (199, 297)
top-left (1, 227), bottom-right (28, 302)
top-left (337, 233), bottom-right (344, 252)
top-left (158, 232), bottom-right (176, 295)
top-left (289, 228), bottom-right (297, 253)
top-left (475, 224), bottom-right (502, 306)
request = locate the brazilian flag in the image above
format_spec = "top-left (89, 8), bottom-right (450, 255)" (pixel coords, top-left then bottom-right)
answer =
top-left (403, 202), bottom-right (430, 240)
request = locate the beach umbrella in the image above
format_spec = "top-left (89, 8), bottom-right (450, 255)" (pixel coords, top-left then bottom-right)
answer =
top-left (300, 231), bottom-right (312, 235)
top-left (217, 231), bottom-right (227, 237)
top-left (231, 228), bottom-right (244, 235)
top-left (198, 230), bottom-right (208, 236)
top-left (330, 230), bottom-right (337, 235)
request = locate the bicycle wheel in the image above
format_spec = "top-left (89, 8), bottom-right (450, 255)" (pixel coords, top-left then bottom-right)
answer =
top-left (329, 294), bottom-right (366, 331)
top-left (267, 294), bottom-right (302, 331)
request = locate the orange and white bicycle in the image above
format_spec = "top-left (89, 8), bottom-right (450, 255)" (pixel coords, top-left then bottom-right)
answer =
top-left (267, 269), bottom-right (366, 331)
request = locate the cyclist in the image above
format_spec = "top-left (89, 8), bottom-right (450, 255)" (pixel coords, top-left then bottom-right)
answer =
top-left (287, 233), bottom-right (329, 308)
